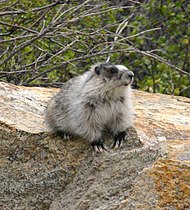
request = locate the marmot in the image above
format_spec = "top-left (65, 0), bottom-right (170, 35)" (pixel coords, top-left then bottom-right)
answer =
top-left (45, 63), bottom-right (134, 152)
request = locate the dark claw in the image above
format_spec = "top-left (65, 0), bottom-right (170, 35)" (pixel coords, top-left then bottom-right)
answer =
top-left (112, 131), bottom-right (127, 148)
top-left (56, 130), bottom-right (72, 140)
top-left (91, 139), bottom-right (107, 152)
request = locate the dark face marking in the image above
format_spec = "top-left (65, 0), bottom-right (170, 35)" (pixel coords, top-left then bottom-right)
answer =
top-left (93, 63), bottom-right (134, 87)
top-left (104, 65), bottom-right (118, 78)
top-left (95, 63), bottom-right (119, 79)
top-left (109, 66), bottom-right (118, 74)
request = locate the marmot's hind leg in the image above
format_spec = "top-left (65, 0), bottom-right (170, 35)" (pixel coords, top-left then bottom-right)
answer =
top-left (56, 130), bottom-right (73, 140)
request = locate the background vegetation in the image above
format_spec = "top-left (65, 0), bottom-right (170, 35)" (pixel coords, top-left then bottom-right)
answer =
top-left (0, 0), bottom-right (189, 97)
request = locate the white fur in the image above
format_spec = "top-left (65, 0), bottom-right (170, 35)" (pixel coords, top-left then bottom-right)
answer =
top-left (45, 63), bottom-right (134, 143)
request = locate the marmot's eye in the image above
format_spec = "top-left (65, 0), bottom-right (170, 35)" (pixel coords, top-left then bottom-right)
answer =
top-left (110, 68), bottom-right (118, 74)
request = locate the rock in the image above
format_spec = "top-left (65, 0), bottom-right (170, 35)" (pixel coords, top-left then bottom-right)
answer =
top-left (0, 81), bottom-right (190, 210)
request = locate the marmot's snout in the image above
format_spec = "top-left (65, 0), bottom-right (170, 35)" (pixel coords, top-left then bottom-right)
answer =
top-left (126, 70), bottom-right (134, 79)
top-left (119, 70), bottom-right (134, 85)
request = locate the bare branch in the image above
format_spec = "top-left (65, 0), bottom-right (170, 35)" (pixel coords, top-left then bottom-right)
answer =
top-left (106, 13), bottom-right (134, 62)
top-left (1, 0), bottom-right (189, 98)
top-left (135, 49), bottom-right (190, 76)
top-left (0, 21), bottom-right (38, 34)
top-left (0, 27), bottom-right (50, 66)
top-left (31, 0), bottom-right (62, 12)
top-left (125, 27), bottom-right (161, 39)
top-left (21, 48), bottom-right (135, 85)
top-left (0, 10), bottom-right (25, 16)
top-left (0, 34), bottom-right (36, 43)
top-left (0, 70), bottom-right (29, 74)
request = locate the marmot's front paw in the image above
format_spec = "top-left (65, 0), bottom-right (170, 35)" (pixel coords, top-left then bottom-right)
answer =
top-left (56, 130), bottom-right (73, 140)
top-left (112, 131), bottom-right (127, 148)
top-left (91, 138), bottom-right (107, 152)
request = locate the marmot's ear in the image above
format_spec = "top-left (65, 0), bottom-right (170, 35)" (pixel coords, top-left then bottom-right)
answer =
top-left (94, 66), bottom-right (101, 75)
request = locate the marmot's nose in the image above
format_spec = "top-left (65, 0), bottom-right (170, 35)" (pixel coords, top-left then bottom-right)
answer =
top-left (126, 71), bottom-right (134, 79)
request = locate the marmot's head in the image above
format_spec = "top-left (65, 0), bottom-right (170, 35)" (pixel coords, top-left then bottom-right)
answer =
top-left (91, 63), bottom-right (134, 87)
